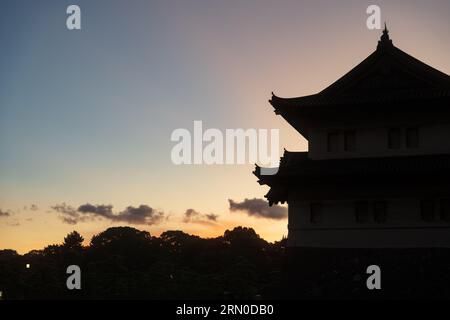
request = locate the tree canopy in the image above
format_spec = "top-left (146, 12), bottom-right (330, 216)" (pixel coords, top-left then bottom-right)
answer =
top-left (0, 226), bottom-right (285, 300)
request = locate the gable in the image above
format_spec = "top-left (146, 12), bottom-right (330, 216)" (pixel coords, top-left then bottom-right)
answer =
top-left (320, 45), bottom-right (450, 96)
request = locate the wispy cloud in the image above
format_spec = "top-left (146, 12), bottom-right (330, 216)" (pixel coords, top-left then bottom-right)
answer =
top-left (51, 203), bottom-right (165, 225)
top-left (51, 203), bottom-right (84, 224)
top-left (0, 209), bottom-right (10, 217)
top-left (228, 198), bottom-right (287, 220)
top-left (7, 222), bottom-right (20, 227)
top-left (183, 208), bottom-right (218, 225)
top-left (51, 203), bottom-right (77, 215)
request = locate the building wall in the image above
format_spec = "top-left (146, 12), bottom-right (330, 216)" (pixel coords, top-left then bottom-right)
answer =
top-left (288, 197), bottom-right (450, 248)
top-left (308, 124), bottom-right (450, 160)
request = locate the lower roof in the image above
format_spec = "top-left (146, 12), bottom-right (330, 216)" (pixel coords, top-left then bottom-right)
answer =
top-left (255, 152), bottom-right (450, 204)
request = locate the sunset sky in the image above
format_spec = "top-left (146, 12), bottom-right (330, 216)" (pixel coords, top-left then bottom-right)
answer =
top-left (1, 0), bottom-right (450, 253)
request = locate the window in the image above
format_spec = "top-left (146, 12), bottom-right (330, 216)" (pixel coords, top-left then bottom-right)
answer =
top-left (310, 203), bottom-right (322, 223)
top-left (440, 199), bottom-right (450, 222)
top-left (388, 128), bottom-right (401, 149)
top-left (374, 201), bottom-right (387, 223)
top-left (344, 131), bottom-right (356, 152)
top-left (355, 201), bottom-right (369, 223)
top-left (406, 127), bottom-right (419, 148)
top-left (421, 200), bottom-right (435, 222)
top-left (327, 132), bottom-right (339, 152)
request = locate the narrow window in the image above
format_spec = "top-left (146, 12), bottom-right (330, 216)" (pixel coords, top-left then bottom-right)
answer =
top-left (310, 203), bottom-right (322, 223)
top-left (406, 127), bottom-right (419, 149)
top-left (388, 128), bottom-right (401, 149)
top-left (327, 132), bottom-right (339, 152)
top-left (421, 200), bottom-right (435, 222)
top-left (440, 199), bottom-right (450, 222)
top-left (374, 201), bottom-right (387, 223)
top-left (344, 131), bottom-right (356, 152)
top-left (355, 201), bottom-right (369, 223)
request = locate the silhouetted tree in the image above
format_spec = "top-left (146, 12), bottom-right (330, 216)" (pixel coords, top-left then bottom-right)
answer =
top-left (223, 226), bottom-right (267, 248)
top-left (63, 231), bottom-right (84, 249)
top-left (1, 225), bottom-right (449, 299)
top-left (90, 226), bottom-right (151, 250)
top-left (0, 226), bottom-right (288, 300)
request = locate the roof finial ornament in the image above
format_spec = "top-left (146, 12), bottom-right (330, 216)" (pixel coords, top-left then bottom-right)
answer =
top-left (377, 22), bottom-right (393, 49)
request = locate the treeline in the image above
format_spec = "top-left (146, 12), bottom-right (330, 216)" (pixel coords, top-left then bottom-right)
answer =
top-left (0, 226), bottom-right (286, 300)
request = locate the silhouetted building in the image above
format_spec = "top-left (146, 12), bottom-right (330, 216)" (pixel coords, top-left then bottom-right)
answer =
top-left (255, 27), bottom-right (450, 298)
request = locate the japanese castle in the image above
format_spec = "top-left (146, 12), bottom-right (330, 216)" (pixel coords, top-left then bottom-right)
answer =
top-left (255, 27), bottom-right (450, 298)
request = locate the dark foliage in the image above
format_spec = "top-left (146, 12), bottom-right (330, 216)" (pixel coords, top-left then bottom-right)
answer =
top-left (0, 226), bottom-right (286, 300)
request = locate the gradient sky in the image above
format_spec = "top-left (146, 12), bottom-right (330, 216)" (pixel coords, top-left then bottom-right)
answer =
top-left (1, 0), bottom-right (450, 253)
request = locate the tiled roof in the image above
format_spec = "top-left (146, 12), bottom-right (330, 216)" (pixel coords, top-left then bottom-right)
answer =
top-left (271, 89), bottom-right (450, 108)
top-left (255, 152), bottom-right (450, 205)
top-left (270, 30), bottom-right (450, 111)
top-left (255, 152), bottom-right (450, 182)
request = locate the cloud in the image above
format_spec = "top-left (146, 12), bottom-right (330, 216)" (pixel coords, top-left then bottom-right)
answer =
top-left (0, 209), bottom-right (10, 217)
top-left (183, 208), bottom-right (199, 222)
top-left (78, 204), bottom-right (113, 217)
top-left (51, 203), bottom-right (90, 224)
top-left (51, 203), bottom-right (78, 216)
top-left (183, 209), bottom-right (218, 225)
top-left (23, 204), bottom-right (39, 212)
top-left (60, 216), bottom-right (79, 225)
top-left (8, 222), bottom-right (20, 227)
top-left (52, 203), bottom-right (165, 225)
top-left (205, 213), bottom-right (218, 221)
top-left (228, 198), bottom-right (287, 220)
top-left (114, 205), bottom-right (164, 225)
